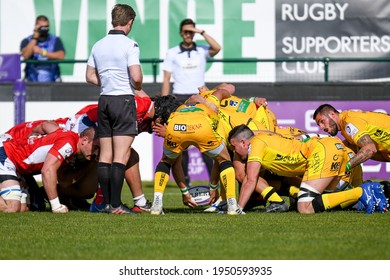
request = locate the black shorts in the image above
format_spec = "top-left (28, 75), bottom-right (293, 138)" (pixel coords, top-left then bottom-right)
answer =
top-left (173, 94), bottom-right (195, 104)
top-left (97, 95), bottom-right (137, 138)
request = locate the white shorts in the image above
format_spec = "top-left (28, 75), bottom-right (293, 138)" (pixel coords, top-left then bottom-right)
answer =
top-left (0, 147), bottom-right (18, 181)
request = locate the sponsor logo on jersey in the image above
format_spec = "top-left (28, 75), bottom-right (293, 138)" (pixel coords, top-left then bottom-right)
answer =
top-left (187, 123), bottom-right (202, 131)
top-left (335, 143), bottom-right (344, 150)
top-left (330, 161), bottom-right (341, 171)
top-left (374, 129), bottom-right (390, 140)
top-left (274, 154), bottom-right (301, 163)
top-left (166, 139), bottom-right (177, 148)
top-left (58, 143), bottom-right (74, 159)
top-left (345, 123), bottom-right (359, 138)
top-left (236, 100), bottom-right (250, 112)
top-left (173, 124), bottom-right (187, 131)
top-left (312, 152), bottom-right (321, 173)
top-left (177, 106), bottom-right (204, 113)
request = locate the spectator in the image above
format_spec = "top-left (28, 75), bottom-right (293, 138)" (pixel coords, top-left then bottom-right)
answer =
top-left (20, 15), bottom-right (65, 82)
top-left (86, 4), bottom-right (143, 214)
top-left (161, 18), bottom-right (221, 185)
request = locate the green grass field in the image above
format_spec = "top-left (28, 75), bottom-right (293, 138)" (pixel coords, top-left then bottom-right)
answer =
top-left (1, 181), bottom-right (389, 260)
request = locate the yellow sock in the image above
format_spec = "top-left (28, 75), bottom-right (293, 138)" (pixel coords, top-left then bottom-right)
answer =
top-left (220, 166), bottom-right (236, 199)
top-left (219, 185), bottom-right (227, 201)
top-left (154, 171), bottom-right (169, 193)
top-left (289, 186), bottom-right (300, 198)
top-left (321, 188), bottom-right (362, 210)
top-left (261, 186), bottom-right (284, 203)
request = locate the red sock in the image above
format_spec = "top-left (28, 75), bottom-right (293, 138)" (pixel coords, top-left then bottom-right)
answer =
top-left (94, 186), bottom-right (105, 205)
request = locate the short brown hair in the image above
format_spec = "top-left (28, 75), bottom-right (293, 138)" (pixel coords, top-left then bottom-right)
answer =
top-left (313, 104), bottom-right (339, 120)
top-left (111, 4), bottom-right (136, 27)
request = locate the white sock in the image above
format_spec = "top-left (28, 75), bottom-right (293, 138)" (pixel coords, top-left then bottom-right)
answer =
top-left (153, 192), bottom-right (163, 204)
top-left (134, 194), bottom-right (146, 206)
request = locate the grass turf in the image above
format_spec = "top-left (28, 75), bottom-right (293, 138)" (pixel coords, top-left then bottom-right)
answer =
top-left (1, 181), bottom-right (389, 260)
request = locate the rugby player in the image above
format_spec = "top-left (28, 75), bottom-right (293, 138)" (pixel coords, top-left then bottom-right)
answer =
top-left (228, 124), bottom-right (386, 214)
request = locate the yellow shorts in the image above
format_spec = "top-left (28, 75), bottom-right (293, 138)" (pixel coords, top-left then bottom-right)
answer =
top-left (303, 137), bottom-right (348, 181)
top-left (163, 111), bottom-right (224, 156)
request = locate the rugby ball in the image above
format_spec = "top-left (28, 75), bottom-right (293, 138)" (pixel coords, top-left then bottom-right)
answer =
top-left (188, 185), bottom-right (210, 206)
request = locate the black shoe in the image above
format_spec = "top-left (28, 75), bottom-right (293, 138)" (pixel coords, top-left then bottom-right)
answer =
top-left (104, 204), bottom-right (140, 214)
top-left (266, 202), bottom-right (289, 213)
top-left (380, 181), bottom-right (390, 200)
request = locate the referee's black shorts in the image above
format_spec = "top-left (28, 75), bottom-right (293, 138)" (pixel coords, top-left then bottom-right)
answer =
top-left (97, 94), bottom-right (137, 138)
top-left (173, 94), bottom-right (196, 105)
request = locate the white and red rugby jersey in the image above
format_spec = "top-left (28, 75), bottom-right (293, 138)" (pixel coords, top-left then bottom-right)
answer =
top-left (6, 118), bottom-right (69, 139)
top-left (3, 129), bottom-right (79, 175)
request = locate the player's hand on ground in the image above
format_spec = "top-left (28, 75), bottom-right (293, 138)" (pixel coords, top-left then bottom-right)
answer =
top-left (52, 204), bottom-right (69, 213)
top-left (182, 193), bottom-right (198, 208)
top-left (208, 189), bottom-right (218, 205)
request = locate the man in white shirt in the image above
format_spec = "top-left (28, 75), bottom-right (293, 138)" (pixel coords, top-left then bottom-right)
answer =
top-left (161, 18), bottom-right (221, 186)
top-left (86, 4), bottom-right (143, 214)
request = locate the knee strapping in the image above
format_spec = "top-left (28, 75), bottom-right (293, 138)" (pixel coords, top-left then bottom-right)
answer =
top-left (0, 185), bottom-right (22, 201)
top-left (312, 196), bottom-right (325, 213)
top-left (298, 183), bottom-right (321, 203)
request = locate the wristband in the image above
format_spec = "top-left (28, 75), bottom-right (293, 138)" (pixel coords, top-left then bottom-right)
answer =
top-left (49, 197), bottom-right (61, 210)
top-left (345, 161), bottom-right (352, 172)
top-left (41, 50), bottom-right (47, 57)
top-left (200, 30), bottom-right (205, 35)
top-left (300, 134), bottom-right (311, 142)
top-left (209, 183), bottom-right (219, 191)
top-left (248, 97), bottom-right (256, 103)
top-left (180, 187), bottom-right (189, 195)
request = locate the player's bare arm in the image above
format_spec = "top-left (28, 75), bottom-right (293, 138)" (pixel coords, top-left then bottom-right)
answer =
top-left (85, 65), bottom-right (101, 86)
top-left (238, 161), bottom-right (261, 209)
top-left (349, 134), bottom-right (377, 168)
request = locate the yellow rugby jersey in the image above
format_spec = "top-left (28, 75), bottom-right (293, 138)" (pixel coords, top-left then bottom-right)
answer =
top-left (247, 132), bottom-right (314, 177)
top-left (254, 105), bottom-right (277, 131)
top-left (248, 133), bottom-right (349, 180)
top-left (218, 108), bottom-right (267, 138)
top-left (169, 102), bottom-right (219, 130)
top-left (199, 89), bottom-right (215, 98)
top-left (200, 90), bottom-right (258, 117)
top-left (340, 110), bottom-right (390, 154)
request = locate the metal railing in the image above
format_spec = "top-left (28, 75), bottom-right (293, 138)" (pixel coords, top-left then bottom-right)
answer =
top-left (23, 57), bottom-right (390, 82)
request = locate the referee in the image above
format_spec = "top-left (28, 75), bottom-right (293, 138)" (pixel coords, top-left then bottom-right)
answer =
top-left (86, 4), bottom-right (143, 214)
